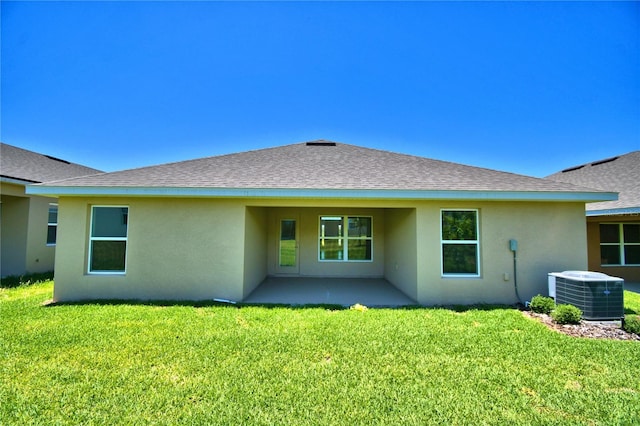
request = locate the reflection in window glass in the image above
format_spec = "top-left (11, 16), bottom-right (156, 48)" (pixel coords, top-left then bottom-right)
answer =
top-left (89, 206), bottom-right (128, 273)
top-left (442, 244), bottom-right (478, 274)
top-left (441, 210), bottom-right (480, 276)
top-left (600, 245), bottom-right (621, 265)
top-left (599, 224), bottom-right (619, 243)
top-left (624, 224), bottom-right (640, 243)
top-left (625, 245), bottom-right (640, 265)
top-left (319, 216), bottom-right (372, 261)
top-left (600, 223), bottom-right (640, 266)
top-left (47, 204), bottom-right (58, 245)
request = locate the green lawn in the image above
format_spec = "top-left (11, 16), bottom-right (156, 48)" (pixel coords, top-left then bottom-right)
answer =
top-left (1, 282), bottom-right (639, 425)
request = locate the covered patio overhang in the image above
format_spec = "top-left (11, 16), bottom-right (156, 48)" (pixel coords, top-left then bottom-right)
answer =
top-left (243, 277), bottom-right (417, 307)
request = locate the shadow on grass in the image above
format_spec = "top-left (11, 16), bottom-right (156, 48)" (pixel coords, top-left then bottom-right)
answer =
top-left (0, 271), bottom-right (54, 288)
top-left (43, 298), bottom-right (520, 312)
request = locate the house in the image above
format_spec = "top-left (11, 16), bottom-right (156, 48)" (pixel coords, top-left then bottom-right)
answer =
top-left (26, 140), bottom-right (616, 305)
top-left (547, 151), bottom-right (639, 283)
top-left (0, 142), bottom-right (102, 277)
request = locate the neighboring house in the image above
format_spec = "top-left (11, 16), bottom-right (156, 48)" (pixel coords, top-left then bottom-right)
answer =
top-left (547, 151), bottom-right (639, 283)
top-left (0, 143), bottom-right (102, 277)
top-left (27, 140), bottom-right (615, 305)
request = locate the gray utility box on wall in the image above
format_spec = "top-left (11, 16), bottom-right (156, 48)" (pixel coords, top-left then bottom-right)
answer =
top-left (548, 271), bottom-right (624, 320)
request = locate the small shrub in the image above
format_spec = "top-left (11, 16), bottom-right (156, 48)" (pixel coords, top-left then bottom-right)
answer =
top-left (551, 304), bottom-right (582, 325)
top-left (623, 315), bottom-right (640, 335)
top-left (530, 295), bottom-right (555, 314)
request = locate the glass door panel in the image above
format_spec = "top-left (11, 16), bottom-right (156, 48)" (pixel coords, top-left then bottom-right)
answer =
top-left (278, 218), bottom-right (299, 273)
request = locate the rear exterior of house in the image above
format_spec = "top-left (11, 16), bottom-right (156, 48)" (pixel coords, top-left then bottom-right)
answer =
top-left (0, 143), bottom-right (102, 277)
top-left (28, 141), bottom-right (616, 305)
top-left (547, 151), bottom-right (640, 283)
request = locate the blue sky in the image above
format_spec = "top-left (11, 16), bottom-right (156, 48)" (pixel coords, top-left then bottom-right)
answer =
top-left (2, 1), bottom-right (638, 177)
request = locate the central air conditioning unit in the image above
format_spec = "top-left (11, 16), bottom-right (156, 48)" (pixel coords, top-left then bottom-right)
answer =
top-left (548, 271), bottom-right (624, 320)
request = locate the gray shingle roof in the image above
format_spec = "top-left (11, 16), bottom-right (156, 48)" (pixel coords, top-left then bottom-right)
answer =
top-left (1, 142), bottom-right (102, 184)
top-left (546, 150), bottom-right (640, 213)
top-left (29, 141), bottom-right (614, 200)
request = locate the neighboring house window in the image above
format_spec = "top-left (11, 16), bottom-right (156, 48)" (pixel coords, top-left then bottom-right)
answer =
top-left (46, 204), bottom-right (58, 245)
top-left (319, 216), bottom-right (372, 261)
top-left (441, 209), bottom-right (480, 276)
top-left (600, 223), bottom-right (640, 266)
top-left (89, 206), bottom-right (129, 273)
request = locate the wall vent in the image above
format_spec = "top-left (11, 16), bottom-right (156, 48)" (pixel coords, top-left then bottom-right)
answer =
top-left (306, 141), bottom-right (336, 147)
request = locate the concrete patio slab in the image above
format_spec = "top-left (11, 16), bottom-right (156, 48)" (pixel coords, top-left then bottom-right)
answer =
top-left (243, 277), bottom-right (418, 307)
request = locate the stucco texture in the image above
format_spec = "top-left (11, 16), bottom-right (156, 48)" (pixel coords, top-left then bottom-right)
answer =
top-left (1, 182), bottom-right (56, 277)
top-left (52, 197), bottom-right (588, 305)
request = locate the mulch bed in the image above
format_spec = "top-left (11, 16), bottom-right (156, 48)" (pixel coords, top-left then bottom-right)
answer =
top-left (523, 311), bottom-right (640, 341)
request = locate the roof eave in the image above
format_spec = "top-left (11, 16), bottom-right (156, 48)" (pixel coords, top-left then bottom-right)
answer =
top-left (586, 207), bottom-right (640, 217)
top-left (1, 176), bottom-right (40, 186)
top-left (25, 185), bottom-right (618, 203)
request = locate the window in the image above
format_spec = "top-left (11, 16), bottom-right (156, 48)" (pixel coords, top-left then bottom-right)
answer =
top-left (46, 204), bottom-right (58, 245)
top-left (89, 206), bottom-right (129, 273)
top-left (319, 216), bottom-right (372, 261)
top-left (600, 223), bottom-right (640, 266)
top-left (441, 209), bottom-right (480, 276)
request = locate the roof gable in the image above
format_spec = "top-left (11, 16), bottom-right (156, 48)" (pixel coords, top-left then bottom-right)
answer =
top-left (1, 142), bottom-right (103, 184)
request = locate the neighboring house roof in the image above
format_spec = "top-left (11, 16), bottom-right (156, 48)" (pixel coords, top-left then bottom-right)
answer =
top-left (27, 140), bottom-right (616, 202)
top-left (546, 151), bottom-right (640, 216)
top-left (1, 142), bottom-right (103, 185)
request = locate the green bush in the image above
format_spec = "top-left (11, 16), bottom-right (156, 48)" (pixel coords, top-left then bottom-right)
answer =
top-left (623, 315), bottom-right (640, 335)
top-left (551, 304), bottom-right (582, 325)
top-left (530, 294), bottom-right (555, 314)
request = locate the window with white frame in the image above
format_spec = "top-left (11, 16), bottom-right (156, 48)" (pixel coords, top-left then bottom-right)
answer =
top-left (600, 223), bottom-right (640, 266)
top-left (441, 209), bottom-right (480, 276)
top-left (89, 206), bottom-right (129, 273)
top-left (319, 216), bottom-right (372, 261)
top-left (46, 203), bottom-right (58, 245)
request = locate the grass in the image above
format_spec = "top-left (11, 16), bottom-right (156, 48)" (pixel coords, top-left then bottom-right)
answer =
top-left (1, 282), bottom-right (640, 425)
top-left (0, 271), bottom-right (53, 288)
top-left (625, 289), bottom-right (640, 314)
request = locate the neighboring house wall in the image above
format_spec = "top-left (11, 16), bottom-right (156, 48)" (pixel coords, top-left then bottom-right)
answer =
top-left (0, 182), bottom-right (56, 276)
top-left (586, 215), bottom-right (640, 283)
top-left (52, 196), bottom-right (588, 305)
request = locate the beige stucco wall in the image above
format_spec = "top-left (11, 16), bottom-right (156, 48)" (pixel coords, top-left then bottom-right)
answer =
top-left (586, 215), bottom-right (640, 283)
top-left (1, 182), bottom-right (56, 276)
top-left (414, 201), bottom-right (588, 305)
top-left (1, 195), bottom-right (29, 276)
top-left (243, 207), bottom-right (268, 297)
top-left (54, 197), bottom-right (247, 302)
top-left (384, 208), bottom-right (418, 300)
top-left (52, 196), bottom-right (589, 305)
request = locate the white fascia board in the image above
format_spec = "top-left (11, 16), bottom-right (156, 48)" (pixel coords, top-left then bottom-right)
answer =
top-left (586, 207), bottom-right (640, 217)
top-left (26, 185), bottom-right (618, 202)
top-left (1, 176), bottom-right (35, 186)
